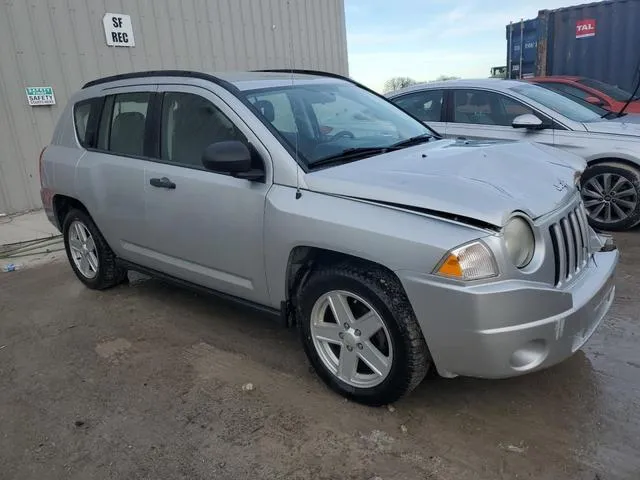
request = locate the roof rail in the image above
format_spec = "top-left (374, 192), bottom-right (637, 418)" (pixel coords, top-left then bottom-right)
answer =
top-left (82, 69), bottom-right (230, 90)
top-left (254, 69), bottom-right (367, 88)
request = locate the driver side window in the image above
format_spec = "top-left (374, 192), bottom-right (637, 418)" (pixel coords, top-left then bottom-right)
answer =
top-left (160, 92), bottom-right (247, 168)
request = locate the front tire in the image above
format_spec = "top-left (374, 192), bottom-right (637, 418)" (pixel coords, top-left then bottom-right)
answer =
top-left (297, 262), bottom-right (430, 406)
top-left (581, 163), bottom-right (640, 231)
top-left (62, 209), bottom-right (127, 290)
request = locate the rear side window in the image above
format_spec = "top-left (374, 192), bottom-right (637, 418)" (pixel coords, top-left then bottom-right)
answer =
top-left (73, 98), bottom-right (102, 148)
top-left (97, 92), bottom-right (151, 156)
top-left (392, 90), bottom-right (444, 122)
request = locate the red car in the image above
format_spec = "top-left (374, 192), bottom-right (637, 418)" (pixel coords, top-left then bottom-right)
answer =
top-left (526, 76), bottom-right (640, 114)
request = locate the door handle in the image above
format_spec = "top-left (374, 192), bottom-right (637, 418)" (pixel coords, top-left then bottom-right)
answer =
top-left (149, 177), bottom-right (176, 189)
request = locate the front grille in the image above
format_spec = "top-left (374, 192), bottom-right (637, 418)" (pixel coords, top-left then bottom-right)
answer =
top-left (549, 202), bottom-right (590, 286)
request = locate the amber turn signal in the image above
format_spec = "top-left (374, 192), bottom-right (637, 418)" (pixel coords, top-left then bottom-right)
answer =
top-left (436, 254), bottom-right (463, 278)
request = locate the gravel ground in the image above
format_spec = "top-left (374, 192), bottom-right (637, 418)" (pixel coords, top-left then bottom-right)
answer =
top-left (1, 231), bottom-right (639, 479)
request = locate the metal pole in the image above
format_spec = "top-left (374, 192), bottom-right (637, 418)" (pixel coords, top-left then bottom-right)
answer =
top-left (519, 18), bottom-right (524, 79)
top-left (508, 21), bottom-right (513, 79)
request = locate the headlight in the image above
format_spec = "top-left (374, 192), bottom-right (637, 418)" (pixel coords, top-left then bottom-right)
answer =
top-left (434, 241), bottom-right (498, 281)
top-left (504, 217), bottom-right (535, 268)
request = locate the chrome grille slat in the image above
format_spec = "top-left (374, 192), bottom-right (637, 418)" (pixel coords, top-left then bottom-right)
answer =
top-left (562, 218), bottom-right (576, 276)
top-left (569, 211), bottom-right (583, 267)
top-left (577, 203), bottom-right (591, 255)
top-left (549, 201), bottom-right (590, 286)
top-left (551, 223), bottom-right (566, 283)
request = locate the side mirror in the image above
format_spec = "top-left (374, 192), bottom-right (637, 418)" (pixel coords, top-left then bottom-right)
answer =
top-left (201, 141), bottom-right (264, 181)
top-left (585, 96), bottom-right (604, 106)
top-left (512, 113), bottom-right (544, 130)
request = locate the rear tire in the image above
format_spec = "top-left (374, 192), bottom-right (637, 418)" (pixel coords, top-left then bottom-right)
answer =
top-left (297, 261), bottom-right (430, 406)
top-left (581, 163), bottom-right (640, 231)
top-left (62, 209), bottom-right (127, 290)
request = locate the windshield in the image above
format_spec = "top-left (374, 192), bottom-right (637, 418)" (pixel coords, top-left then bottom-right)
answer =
top-left (538, 86), bottom-right (611, 115)
top-left (244, 83), bottom-right (434, 167)
top-left (578, 78), bottom-right (639, 101)
top-left (509, 83), bottom-right (602, 123)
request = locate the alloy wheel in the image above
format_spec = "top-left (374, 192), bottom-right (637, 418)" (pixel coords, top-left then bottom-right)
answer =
top-left (582, 173), bottom-right (638, 224)
top-left (310, 290), bottom-right (393, 388)
top-left (68, 220), bottom-right (99, 279)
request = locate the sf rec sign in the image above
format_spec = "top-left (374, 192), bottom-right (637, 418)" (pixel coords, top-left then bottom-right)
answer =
top-left (103, 13), bottom-right (135, 47)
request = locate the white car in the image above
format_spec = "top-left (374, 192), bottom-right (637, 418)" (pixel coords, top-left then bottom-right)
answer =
top-left (387, 79), bottom-right (640, 231)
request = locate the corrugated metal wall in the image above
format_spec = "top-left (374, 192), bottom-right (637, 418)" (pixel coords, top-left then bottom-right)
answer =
top-left (545, 0), bottom-right (640, 92)
top-left (0, 0), bottom-right (349, 215)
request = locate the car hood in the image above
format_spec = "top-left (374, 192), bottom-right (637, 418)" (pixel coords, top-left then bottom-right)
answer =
top-left (584, 118), bottom-right (640, 135)
top-left (305, 139), bottom-right (582, 228)
top-left (604, 113), bottom-right (640, 125)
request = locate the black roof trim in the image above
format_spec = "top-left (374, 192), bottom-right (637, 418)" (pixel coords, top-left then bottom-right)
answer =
top-left (254, 68), bottom-right (369, 89)
top-left (82, 70), bottom-right (234, 90)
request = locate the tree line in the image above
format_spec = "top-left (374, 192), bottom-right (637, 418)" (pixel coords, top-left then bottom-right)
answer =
top-left (383, 75), bottom-right (460, 93)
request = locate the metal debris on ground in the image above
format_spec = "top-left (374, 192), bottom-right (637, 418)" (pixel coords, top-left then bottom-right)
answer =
top-left (500, 443), bottom-right (526, 454)
top-left (241, 382), bottom-right (254, 391)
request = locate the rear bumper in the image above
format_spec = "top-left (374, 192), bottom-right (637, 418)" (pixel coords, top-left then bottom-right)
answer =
top-left (40, 188), bottom-right (60, 231)
top-left (398, 248), bottom-right (618, 379)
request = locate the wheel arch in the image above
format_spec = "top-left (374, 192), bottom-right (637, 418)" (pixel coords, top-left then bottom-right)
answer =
top-left (284, 246), bottom-right (409, 322)
top-left (586, 156), bottom-right (640, 171)
top-left (52, 194), bottom-right (91, 230)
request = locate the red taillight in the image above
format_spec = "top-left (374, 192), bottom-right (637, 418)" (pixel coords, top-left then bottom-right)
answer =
top-left (38, 146), bottom-right (47, 185)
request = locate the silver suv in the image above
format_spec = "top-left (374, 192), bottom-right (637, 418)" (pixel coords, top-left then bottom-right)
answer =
top-left (41, 70), bottom-right (618, 405)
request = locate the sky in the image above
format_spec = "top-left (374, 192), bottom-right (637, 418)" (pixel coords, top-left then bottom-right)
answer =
top-left (345, 0), bottom-right (602, 92)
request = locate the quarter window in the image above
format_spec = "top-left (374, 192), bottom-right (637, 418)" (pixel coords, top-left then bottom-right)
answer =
top-left (73, 98), bottom-right (102, 148)
top-left (392, 90), bottom-right (444, 122)
top-left (452, 89), bottom-right (535, 126)
top-left (160, 92), bottom-right (247, 168)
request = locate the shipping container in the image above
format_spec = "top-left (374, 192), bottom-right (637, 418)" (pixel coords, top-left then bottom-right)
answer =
top-left (506, 19), bottom-right (539, 79)
top-left (506, 0), bottom-right (640, 91)
top-left (0, 0), bottom-right (349, 215)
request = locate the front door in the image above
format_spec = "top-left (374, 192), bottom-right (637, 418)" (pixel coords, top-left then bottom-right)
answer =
top-left (140, 85), bottom-right (272, 303)
top-left (445, 89), bottom-right (556, 146)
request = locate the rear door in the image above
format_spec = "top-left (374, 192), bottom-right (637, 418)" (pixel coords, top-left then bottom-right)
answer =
top-left (444, 88), bottom-right (556, 146)
top-left (74, 86), bottom-right (157, 265)
top-left (391, 89), bottom-right (446, 135)
top-left (140, 84), bottom-right (272, 303)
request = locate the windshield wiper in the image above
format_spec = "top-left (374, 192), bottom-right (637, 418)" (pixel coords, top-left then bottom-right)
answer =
top-left (308, 134), bottom-right (434, 169)
top-left (390, 133), bottom-right (433, 148)
top-left (601, 110), bottom-right (624, 119)
top-left (308, 147), bottom-right (393, 169)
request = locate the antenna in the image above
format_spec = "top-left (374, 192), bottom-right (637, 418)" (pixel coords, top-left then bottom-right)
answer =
top-left (287, 0), bottom-right (302, 200)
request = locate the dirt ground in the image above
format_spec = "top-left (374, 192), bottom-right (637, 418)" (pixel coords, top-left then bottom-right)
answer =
top-left (1, 232), bottom-right (639, 480)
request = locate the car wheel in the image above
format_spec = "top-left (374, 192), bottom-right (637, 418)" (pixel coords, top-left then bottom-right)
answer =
top-left (581, 163), bottom-right (640, 231)
top-left (297, 262), bottom-right (430, 406)
top-left (62, 208), bottom-right (127, 289)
